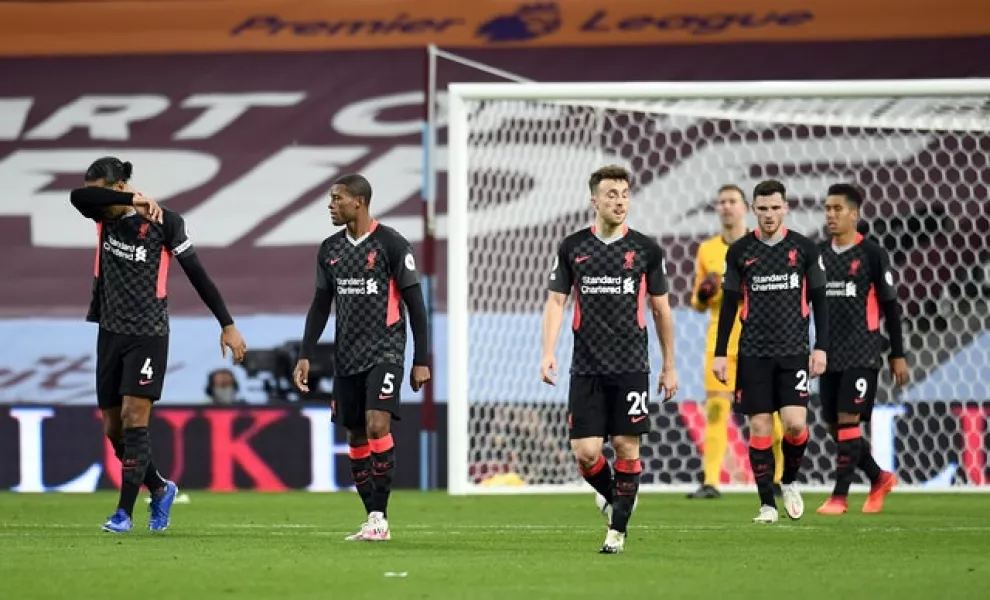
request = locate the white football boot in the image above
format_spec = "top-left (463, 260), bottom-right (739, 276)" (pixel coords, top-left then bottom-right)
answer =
top-left (781, 483), bottom-right (804, 520)
top-left (753, 505), bottom-right (779, 524)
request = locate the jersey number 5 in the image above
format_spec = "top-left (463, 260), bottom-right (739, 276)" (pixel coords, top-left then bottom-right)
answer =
top-left (626, 391), bottom-right (649, 416)
top-left (380, 372), bottom-right (396, 396)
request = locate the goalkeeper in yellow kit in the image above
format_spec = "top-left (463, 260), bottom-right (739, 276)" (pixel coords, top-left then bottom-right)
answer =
top-left (686, 184), bottom-right (784, 499)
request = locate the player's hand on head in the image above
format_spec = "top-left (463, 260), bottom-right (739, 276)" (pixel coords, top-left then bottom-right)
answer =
top-left (809, 349), bottom-right (827, 378)
top-left (410, 365), bottom-right (431, 392)
top-left (293, 359), bottom-right (311, 393)
top-left (540, 355), bottom-right (557, 386)
top-left (658, 367), bottom-right (678, 401)
top-left (711, 357), bottom-right (728, 385)
top-left (889, 357), bottom-right (910, 387)
top-left (220, 325), bottom-right (247, 364)
top-left (133, 194), bottom-right (163, 224)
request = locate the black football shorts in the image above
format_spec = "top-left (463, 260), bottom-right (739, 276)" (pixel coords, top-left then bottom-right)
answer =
top-left (332, 363), bottom-right (404, 429)
top-left (96, 328), bottom-right (169, 408)
top-left (819, 368), bottom-right (878, 424)
top-left (567, 372), bottom-right (651, 439)
top-left (734, 354), bottom-right (810, 416)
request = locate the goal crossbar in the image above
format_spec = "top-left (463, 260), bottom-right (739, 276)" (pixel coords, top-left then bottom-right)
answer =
top-left (448, 78), bottom-right (990, 100)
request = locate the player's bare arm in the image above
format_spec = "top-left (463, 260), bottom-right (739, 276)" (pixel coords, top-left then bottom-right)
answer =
top-left (649, 293), bottom-right (679, 400)
top-left (540, 291), bottom-right (567, 386)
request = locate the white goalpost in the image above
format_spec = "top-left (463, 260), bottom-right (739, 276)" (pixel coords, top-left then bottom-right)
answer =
top-left (446, 79), bottom-right (990, 495)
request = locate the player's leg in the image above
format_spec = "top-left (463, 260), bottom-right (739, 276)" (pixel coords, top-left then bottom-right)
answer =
top-left (847, 369), bottom-right (897, 513)
top-left (602, 372), bottom-right (650, 553)
top-left (335, 374), bottom-right (375, 515)
top-left (569, 375), bottom-right (612, 506)
top-left (333, 372), bottom-right (377, 541)
top-left (112, 335), bottom-right (176, 532)
top-left (736, 357), bottom-right (778, 522)
top-left (95, 330), bottom-right (134, 532)
top-left (775, 356), bottom-right (812, 520)
top-left (689, 355), bottom-right (731, 499)
top-left (771, 412), bottom-right (784, 495)
top-left (363, 364), bottom-right (403, 541)
top-left (816, 372), bottom-right (848, 514)
top-left (101, 407), bottom-right (168, 495)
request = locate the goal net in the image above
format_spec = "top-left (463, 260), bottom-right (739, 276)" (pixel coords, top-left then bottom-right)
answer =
top-left (445, 80), bottom-right (990, 495)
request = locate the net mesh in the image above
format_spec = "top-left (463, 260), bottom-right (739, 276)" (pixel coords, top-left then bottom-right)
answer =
top-left (459, 93), bottom-right (990, 491)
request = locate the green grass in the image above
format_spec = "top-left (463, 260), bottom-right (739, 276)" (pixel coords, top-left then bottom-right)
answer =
top-left (1, 491), bottom-right (988, 599)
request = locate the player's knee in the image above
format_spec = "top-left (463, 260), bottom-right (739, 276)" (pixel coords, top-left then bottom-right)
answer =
top-left (706, 396), bottom-right (729, 424)
top-left (837, 412), bottom-right (860, 426)
top-left (749, 413), bottom-right (774, 437)
top-left (611, 436), bottom-right (640, 461)
top-left (120, 398), bottom-right (151, 428)
top-left (365, 410), bottom-right (391, 439)
top-left (347, 428), bottom-right (368, 447)
top-left (570, 439), bottom-right (603, 469)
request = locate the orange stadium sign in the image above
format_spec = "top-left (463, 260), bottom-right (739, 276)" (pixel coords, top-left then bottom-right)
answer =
top-left (0, 0), bottom-right (988, 56)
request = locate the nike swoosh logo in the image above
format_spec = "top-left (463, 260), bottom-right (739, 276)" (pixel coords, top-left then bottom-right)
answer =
top-left (631, 415), bottom-right (647, 423)
top-left (745, 258), bottom-right (759, 266)
top-left (575, 256), bottom-right (590, 263)
top-left (139, 379), bottom-right (153, 385)
top-left (379, 394), bottom-right (393, 400)
top-left (854, 397), bottom-right (865, 404)
top-left (330, 257), bottom-right (342, 265)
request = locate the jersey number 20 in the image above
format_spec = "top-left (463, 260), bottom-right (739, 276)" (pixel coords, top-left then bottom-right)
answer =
top-left (626, 391), bottom-right (649, 416)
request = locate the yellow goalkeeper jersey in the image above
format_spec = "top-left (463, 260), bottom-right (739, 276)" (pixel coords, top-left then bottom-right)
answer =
top-left (691, 233), bottom-right (743, 357)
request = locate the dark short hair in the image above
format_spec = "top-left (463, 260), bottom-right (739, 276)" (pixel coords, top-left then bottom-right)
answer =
top-left (752, 179), bottom-right (786, 201)
top-left (717, 184), bottom-right (747, 204)
top-left (588, 164), bottom-right (631, 194)
top-left (333, 173), bottom-right (373, 207)
top-left (827, 183), bottom-right (864, 208)
top-left (85, 156), bottom-right (132, 185)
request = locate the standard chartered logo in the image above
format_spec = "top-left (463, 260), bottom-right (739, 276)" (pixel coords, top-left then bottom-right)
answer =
top-left (104, 236), bottom-right (147, 263)
top-left (336, 277), bottom-right (380, 295)
top-left (751, 273), bottom-right (800, 292)
top-left (580, 275), bottom-right (635, 295)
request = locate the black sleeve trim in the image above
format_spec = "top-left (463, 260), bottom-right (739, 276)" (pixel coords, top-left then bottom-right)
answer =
top-left (809, 286), bottom-right (829, 351)
top-left (70, 187), bottom-right (134, 219)
top-left (300, 287), bottom-right (333, 360)
top-left (176, 253), bottom-right (234, 328)
top-left (714, 289), bottom-right (740, 357)
top-left (881, 299), bottom-right (905, 358)
top-left (401, 283), bottom-right (430, 366)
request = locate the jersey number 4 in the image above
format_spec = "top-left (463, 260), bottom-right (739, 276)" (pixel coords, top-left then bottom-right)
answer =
top-left (140, 358), bottom-right (154, 380)
top-left (626, 391), bottom-right (649, 416)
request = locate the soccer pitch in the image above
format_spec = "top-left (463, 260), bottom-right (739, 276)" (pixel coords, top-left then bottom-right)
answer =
top-left (1, 491), bottom-right (986, 599)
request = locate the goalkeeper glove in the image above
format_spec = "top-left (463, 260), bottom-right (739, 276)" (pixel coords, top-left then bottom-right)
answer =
top-left (696, 273), bottom-right (720, 304)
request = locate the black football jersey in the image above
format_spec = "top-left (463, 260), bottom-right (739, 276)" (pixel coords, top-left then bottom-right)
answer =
top-left (86, 208), bottom-right (193, 336)
top-left (548, 225), bottom-right (669, 375)
top-left (722, 229), bottom-right (826, 358)
top-left (820, 234), bottom-right (898, 371)
top-left (315, 221), bottom-right (419, 376)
